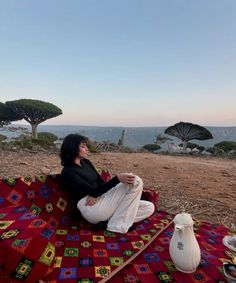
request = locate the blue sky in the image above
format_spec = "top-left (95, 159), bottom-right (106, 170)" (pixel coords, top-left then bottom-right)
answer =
top-left (1, 0), bottom-right (235, 127)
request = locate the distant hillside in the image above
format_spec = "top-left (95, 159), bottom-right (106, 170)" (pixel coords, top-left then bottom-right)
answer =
top-left (1, 125), bottom-right (236, 150)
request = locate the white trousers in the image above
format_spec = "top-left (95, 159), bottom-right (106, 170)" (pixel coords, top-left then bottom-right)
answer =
top-left (77, 175), bottom-right (155, 233)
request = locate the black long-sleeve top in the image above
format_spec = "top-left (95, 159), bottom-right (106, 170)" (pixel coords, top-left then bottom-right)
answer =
top-left (61, 159), bottom-right (120, 205)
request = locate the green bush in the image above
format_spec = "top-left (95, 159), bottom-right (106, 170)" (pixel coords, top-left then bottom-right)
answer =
top-left (214, 141), bottom-right (236, 153)
top-left (11, 137), bottom-right (33, 149)
top-left (121, 146), bottom-right (134, 153)
top-left (206, 147), bottom-right (214, 154)
top-left (143, 144), bottom-right (161, 152)
top-left (10, 132), bottom-right (58, 149)
top-left (87, 140), bottom-right (99, 153)
top-left (0, 134), bottom-right (7, 142)
top-left (37, 132), bottom-right (58, 145)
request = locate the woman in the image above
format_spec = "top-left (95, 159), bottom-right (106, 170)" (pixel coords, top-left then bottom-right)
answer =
top-left (60, 134), bottom-right (155, 234)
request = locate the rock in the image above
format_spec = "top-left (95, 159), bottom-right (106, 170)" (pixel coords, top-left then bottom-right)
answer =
top-left (162, 165), bottom-right (170, 169)
top-left (220, 170), bottom-right (232, 177)
top-left (18, 162), bottom-right (29, 166)
top-left (40, 167), bottom-right (51, 175)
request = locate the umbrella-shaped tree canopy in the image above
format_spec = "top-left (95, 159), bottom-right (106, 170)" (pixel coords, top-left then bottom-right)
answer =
top-left (6, 99), bottom-right (62, 139)
top-left (164, 121), bottom-right (213, 152)
top-left (0, 102), bottom-right (22, 127)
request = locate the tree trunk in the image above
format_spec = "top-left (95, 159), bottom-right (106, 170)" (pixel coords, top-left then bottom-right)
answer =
top-left (167, 141), bottom-right (170, 153)
top-left (31, 123), bottom-right (38, 139)
top-left (182, 140), bottom-right (187, 152)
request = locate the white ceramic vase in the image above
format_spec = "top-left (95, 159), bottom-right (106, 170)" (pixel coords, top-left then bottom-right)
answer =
top-left (169, 212), bottom-right (201, 273)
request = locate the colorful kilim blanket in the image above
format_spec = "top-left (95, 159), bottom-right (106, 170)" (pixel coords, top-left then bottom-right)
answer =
top-left (109, 219), bottom-right (233, 283)
top-left (43, 211), bottom-right (173, 282)
top-left (0, 173), bottom-right (161, 283)
top-left (0, 174), bottom-right (234, 283)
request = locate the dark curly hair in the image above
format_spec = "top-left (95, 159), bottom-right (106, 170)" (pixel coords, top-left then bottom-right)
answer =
top-left (60, 134), bottom-right (88, 166)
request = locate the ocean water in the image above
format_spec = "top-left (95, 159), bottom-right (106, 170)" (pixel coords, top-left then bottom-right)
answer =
top-left (1, 124), bottom-right (236, 150)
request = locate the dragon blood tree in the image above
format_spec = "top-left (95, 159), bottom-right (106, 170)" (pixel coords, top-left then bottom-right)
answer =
top-left (164, 121), bottom-right (213, 152)
top-left (6, 99), bottom-right (62, 139)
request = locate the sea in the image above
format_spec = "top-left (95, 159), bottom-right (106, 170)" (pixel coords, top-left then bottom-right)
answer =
top-left (1, 124), bottom-right (236, 150)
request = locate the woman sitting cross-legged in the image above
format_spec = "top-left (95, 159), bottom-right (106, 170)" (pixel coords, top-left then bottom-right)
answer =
top-left (60, 134), bottom-right (155, 234)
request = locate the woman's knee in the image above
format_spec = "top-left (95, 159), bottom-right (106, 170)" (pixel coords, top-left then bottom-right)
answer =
top-left (77, 197), bottom-right (86, 210)
top-left (148, 202), bottom-right (155, 215)
top-left (133, 175), bottom-right (143, 187)
top-left (77, 198), bottom-right (112, 224)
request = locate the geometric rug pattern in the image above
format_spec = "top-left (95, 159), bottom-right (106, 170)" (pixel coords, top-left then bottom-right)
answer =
top-left (44, 211), bottom-right (173, 282)
top-left (0, 174), bottom-right (234, 282)
top-left (0, 173), bottom-right (165, 283)
top-left (110, 219), bottom-right (233, 283)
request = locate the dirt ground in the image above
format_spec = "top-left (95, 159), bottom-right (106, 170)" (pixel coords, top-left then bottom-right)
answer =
top-left (0, 149), bottom-right (235, 229)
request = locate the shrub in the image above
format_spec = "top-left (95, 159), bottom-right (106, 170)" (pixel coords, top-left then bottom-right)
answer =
top-left (206, 147), bottom-right (214, 154)
top-left (214, 141), bottom-right (236, 153)
top-left (0, 134), bottom-right (7, 142)
top-left (37, 132), bottom-right (58, 145)
top-left (10, 132), bottom-right (59, 149)
top-left (87, 140), bottom-right (99, 153)
top-left (11, 137), bottom-right (33, 149)
top-left (120, 146), bottom-right (134, 153)
top-left (143, 144), bottom-right (161, 152)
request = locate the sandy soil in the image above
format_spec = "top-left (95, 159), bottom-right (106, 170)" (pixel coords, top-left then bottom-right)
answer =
top-left (0, 149), bottom-right (235, 229)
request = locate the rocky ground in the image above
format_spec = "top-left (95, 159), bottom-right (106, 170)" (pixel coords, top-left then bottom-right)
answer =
top-left (0, 149), bottom-right (235, 229)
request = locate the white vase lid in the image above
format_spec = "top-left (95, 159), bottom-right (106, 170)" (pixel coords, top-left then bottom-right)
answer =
top-left (174, 212), bottom-right (194, 226)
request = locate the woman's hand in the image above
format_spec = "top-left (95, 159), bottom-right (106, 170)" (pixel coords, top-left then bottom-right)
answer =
top-left (117, 173), bottom-right (135, 185)
top-left (86, 196), bottom-right (98, 206)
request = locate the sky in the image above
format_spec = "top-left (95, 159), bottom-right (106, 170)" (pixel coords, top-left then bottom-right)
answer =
top-left (0, 0), bottom-right (236, 127)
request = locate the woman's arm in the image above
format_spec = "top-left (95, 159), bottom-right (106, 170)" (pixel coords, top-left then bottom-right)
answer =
top-left (84, 159), bottom-right (135, 187)
top-left (61, 167), bottom-right (119, 198)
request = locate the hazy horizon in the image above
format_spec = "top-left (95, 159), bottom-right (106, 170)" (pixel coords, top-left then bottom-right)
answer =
top-left (3, 123), bottom-right (236, 149)
top-left (13, 122), bottom-right (236, 128)
top-left (10, 121), bottom-right (236, 128)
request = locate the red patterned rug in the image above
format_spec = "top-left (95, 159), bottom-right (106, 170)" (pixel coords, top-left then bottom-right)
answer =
top-left (0, 175), bottom-right (233, 283)
top-left (44, 211), bottom-right (173, 283)
top-left (109, 219), bottom-right (232, 283)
